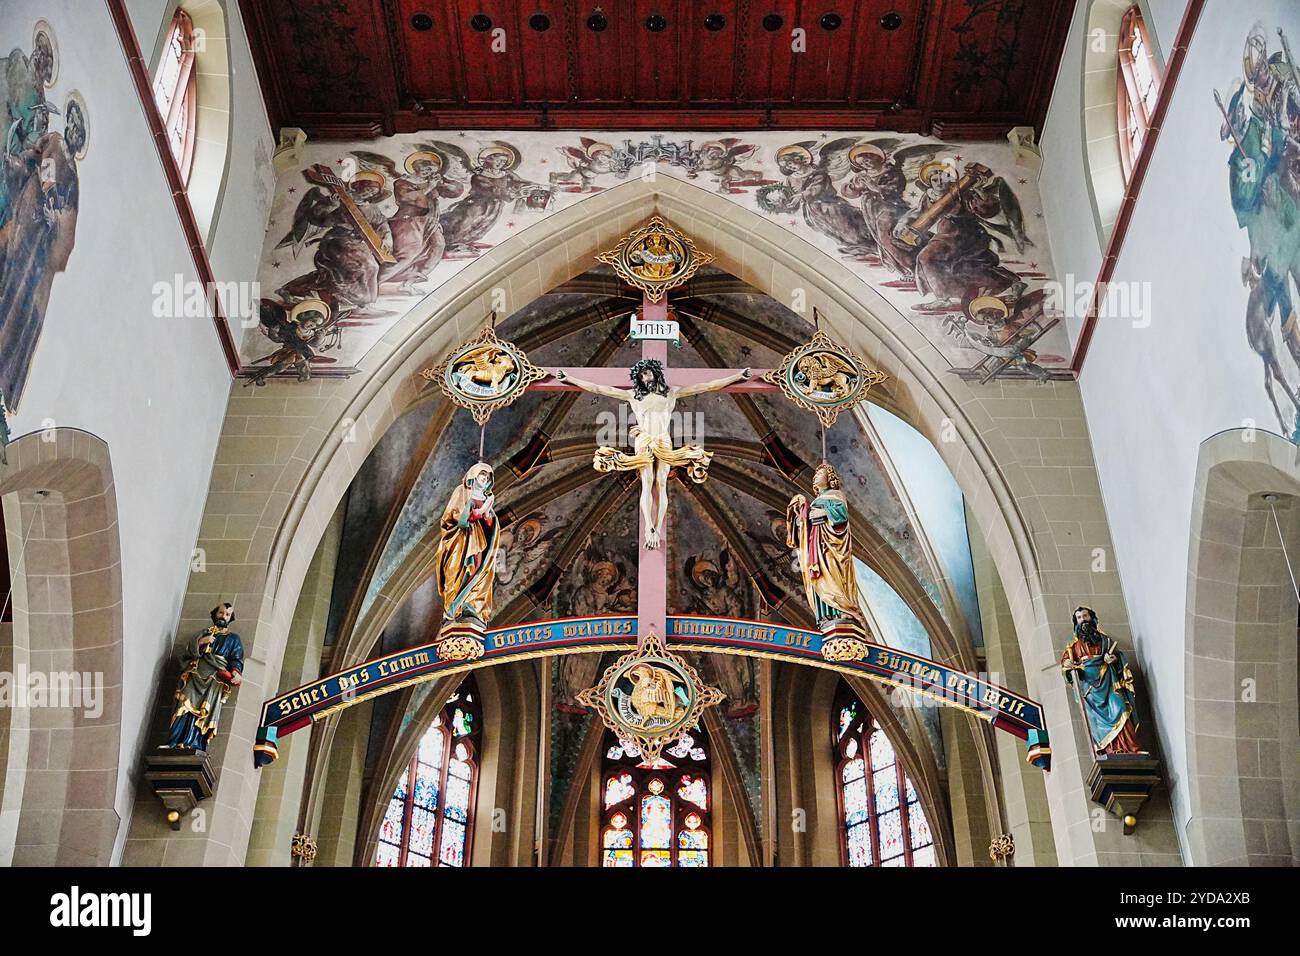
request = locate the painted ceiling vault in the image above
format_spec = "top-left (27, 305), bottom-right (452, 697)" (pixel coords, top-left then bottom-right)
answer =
top-left (325, 266), bottom-right (983, 685)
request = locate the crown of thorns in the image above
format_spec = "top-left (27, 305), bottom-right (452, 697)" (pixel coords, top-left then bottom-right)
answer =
top-left (630, 358), bottom-right (665, 383)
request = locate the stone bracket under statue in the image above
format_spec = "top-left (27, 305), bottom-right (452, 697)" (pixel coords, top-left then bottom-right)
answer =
top-left (252, 614), bottom-right (1050, 771)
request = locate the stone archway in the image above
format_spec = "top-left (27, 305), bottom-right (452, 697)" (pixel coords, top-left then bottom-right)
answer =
top-left (1184, 429), bottom-right (1300, 866)
top-left (0, 429), bottom-right (123, 865)
top-left (124, 174), bottom-right (1157, 866)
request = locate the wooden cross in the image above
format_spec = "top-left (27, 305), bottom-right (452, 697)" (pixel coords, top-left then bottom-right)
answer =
top-left (531, 292), bottom-right (778, 646)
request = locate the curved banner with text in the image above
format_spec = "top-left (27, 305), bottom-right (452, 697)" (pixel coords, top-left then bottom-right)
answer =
top-left (254, 615), bottom-right (1048, 770)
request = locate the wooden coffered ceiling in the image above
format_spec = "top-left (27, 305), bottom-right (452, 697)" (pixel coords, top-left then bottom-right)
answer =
top-left (241, 0), bottom-right (1075, 139)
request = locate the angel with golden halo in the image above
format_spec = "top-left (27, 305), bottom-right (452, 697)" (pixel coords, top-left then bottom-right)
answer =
top-left (556, 358), bottom-right (750, 549)
top-left (438, 142), bottom-right (549, 255)
top-left (350, 145), bottom-right (469, 294)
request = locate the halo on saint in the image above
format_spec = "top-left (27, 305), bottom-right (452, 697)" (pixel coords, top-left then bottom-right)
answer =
top-left (419, 321), bottom-right (546, 425)
top-left (577, 631), bottom-right (725, 763)
top-left (596, 215), bottom-right (714, 302)
top-left (764, 323), bottom-right (888, 427)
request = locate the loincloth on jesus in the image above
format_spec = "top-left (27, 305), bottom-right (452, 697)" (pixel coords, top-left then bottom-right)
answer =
top-left (592, 430), bottom-right (713, 483)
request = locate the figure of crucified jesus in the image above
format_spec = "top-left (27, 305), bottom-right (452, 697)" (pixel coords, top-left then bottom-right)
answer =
top-left (556, 359), bottom-right (751, 549)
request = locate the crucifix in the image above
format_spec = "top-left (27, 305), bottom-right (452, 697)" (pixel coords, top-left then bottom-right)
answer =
top-left (531, 222), bottom-right (778, 646)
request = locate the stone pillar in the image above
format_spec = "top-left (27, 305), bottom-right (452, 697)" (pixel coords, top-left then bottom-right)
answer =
top-left (246, 506), bottom-right (343, 865)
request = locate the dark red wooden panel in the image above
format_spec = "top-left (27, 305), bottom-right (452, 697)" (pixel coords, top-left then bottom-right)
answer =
top-left (241, 0), bottom-right (1074, 136)
top-left (515, 0), bottom-right (571, 102)
top-left (791, 0), bottom-right (862, 102)
top-left (393, 0), bottom-right (463, 102)
top-left (737, 0), bottom-right (800, 103)
top-left (851, 0), bottom-right (927, 104)
top-left (451, 0), bottom-right (521, 103)
top-left (683, 0), bottom-right (741, 103)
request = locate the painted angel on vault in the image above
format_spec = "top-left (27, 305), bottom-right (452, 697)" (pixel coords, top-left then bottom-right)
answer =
top-left (894, 159), bottom-right (1029, 312)
top-left (275, 162), bottom-right (393, 313)
top-left (549, 137), bottom-right (617, 192)
top-left (943, 290), bottom-right (1057, 383)
top-left (840, 139), bottom-right (949, 278)
top-left (350, 145), bottom-right (469, 295)
top-left (687, 138), bottom-right (770, 193)
top-left (439, 142), bottom-right (550, 257)
top-left (758, 138), bottom-right (878, 258)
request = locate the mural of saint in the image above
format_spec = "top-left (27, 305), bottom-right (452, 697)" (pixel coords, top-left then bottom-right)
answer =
top-left (0, 22), bottom-right (81, 414)
top-left (894, 160), bottom-right (1028, 312)
top-left (841, 139), bottom-right (947, 278)
top-left (1218, 27), bottom-right (1300, 438)
top-left (375, 146), bottom-right (467, 294)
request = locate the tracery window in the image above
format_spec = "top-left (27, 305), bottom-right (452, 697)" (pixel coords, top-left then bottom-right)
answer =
top-left (834, 686), bottom-right (936, 867)
top-left (600, 727), bottom-right (712, 867)
top-left (1116, 5), bottom-right (1161, 182)
top-left (375, 679), bottom-right (481, 867)
top-left (151, 8), bottom-right (198, 183)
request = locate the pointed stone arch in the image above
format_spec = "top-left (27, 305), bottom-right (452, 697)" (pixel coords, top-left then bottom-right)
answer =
top-left (125, 174), bottom-right (1160, 865)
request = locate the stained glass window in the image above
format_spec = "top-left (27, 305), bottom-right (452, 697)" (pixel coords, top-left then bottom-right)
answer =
top-left (832, 684), bottom-right (939, 867)
top-left (373, 676), bottom-right (481, 867)
top-left (599, 726), bottom-right (712, 867)
top-left (1116, 6), bottom-right (1162, 183)
top-left (151, 9), bottom-right (198, 183)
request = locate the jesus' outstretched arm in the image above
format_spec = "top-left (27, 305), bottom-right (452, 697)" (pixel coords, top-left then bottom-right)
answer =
top-left (672, 367), bottom-right (752, 398)
top-left (553, 369), bottom-right (631, 401)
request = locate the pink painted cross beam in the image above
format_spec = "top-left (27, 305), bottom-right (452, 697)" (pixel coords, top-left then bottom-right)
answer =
top-left (528, 294), bottom-right (776, 646)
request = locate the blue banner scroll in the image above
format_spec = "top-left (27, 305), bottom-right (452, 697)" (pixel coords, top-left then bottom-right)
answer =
top-left (254, 614), bottom-right (1049, 771)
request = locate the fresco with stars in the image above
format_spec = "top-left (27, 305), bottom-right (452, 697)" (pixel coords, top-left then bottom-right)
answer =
top-left (244, 130), bottom-right (1068, 385)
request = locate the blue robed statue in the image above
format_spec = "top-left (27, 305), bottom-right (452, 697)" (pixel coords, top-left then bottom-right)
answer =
top-left (1060, 606), bottom-right (1144, 755)
top-left (165, 603), bottom-right (245, 752)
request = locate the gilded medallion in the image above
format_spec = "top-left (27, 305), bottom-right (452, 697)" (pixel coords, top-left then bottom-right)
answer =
top-left (577, 632), bottom-right (725, 762)
top-left (764, 327), bottom-right (888, 427)
top-left (419, 324), bottom-right (546, 425)
top-left (596, 216), bottom-right (714, 302)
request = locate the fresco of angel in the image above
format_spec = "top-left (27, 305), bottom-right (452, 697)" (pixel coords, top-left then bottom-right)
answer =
top-left (758, 138), bottom-right (879, 258)
top-left (893, 159), bottom-right (1029, 312)
top-left (275, 160), bottom-right (394, 313)
top-left (944, 291), bottom-right (1057, 383)
top-left (687, 138), bottom-right (771, 193)
top-left (242, 297), bottom-right (342, 386)
top-left (841, 139), bottom-right (948, 278)
top-left (348, 145), bottom-right (468, 295)
top-left (549, 137), bottom-right (616, 192)
top-left (439, 142), bottom-right (550, 257)
top-left (1218, 26), bottom-right (1300, 437)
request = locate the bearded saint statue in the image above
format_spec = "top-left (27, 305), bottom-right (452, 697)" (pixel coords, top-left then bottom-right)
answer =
top-left (1060, 606), bottom-right (1144, 755)
top-left (786, 462), bottom-right (863, 629)
top-left (165, 604), bottom-right (245, 752)
top-left (435, 462), bottom-right (499, 625)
